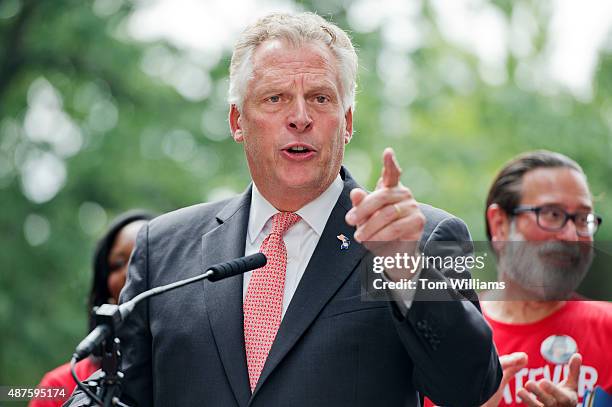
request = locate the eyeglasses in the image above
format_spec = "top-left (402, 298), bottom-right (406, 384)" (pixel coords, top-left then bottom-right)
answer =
top-left (512, 205), bottom-right (602, 237)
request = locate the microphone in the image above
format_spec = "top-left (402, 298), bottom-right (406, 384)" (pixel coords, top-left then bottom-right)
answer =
top-left (74, 325), bottom-right (111, 362)
top-left (207, 252), bottom-right (267, 281)
top-left (73, 253), bottom-right (267, 362)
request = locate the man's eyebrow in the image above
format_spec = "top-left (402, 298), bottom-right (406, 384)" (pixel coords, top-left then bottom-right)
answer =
top-left (307, 82), bottom-right (339, 93)
top-left (539, 202), bottom-right (594, 211)
top-left (250, 81), bottom-right (340, 98)
top-left (301, 79), bottom-right (341, 98)
top-left (250, 81), bottom-right (289, 96)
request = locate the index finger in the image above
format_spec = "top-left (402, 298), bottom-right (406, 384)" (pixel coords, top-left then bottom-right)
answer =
top-left (381, 147), bottom-right (401, 188)
top-left (345, 186), bottom-right (412, 226)
top-left (563, 353), bottom-right (582, 390)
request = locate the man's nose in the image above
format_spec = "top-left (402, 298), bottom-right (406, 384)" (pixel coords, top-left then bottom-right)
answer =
top-left (287, 97), bottom-right (312, 132)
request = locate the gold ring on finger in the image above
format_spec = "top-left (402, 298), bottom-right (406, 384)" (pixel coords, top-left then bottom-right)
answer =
top-left (393, 203), bottom-right (402, 218)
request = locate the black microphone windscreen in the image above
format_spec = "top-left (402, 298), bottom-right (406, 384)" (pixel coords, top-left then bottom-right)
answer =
top-left (207, 253), bottom-right (267, 282)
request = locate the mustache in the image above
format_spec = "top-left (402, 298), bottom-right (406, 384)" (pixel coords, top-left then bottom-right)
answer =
top-left (536, 241), bottom-right (582, 260)
top-left (534, 241), bottom-right (594, 265)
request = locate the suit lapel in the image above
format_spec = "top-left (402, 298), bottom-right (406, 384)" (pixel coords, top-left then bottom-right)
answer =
top-left (251, 168), bottom-right (368, 398)
top-left (201, 188), bottom-right (252, 407)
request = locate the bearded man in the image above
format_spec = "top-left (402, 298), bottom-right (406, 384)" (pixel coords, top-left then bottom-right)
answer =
top-left (480, 150), bottom-right (612, 407)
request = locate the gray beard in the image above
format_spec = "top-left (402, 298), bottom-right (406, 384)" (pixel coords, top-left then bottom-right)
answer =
top-left (498, 224), bottom-right (594, 300)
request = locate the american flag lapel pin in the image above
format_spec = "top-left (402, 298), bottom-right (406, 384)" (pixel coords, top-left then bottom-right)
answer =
top-left (336, 234), bottom-right (350, 250)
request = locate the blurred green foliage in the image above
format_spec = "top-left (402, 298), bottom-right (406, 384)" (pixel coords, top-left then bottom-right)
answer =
top-left (1, 0), bottom-right (610, 392)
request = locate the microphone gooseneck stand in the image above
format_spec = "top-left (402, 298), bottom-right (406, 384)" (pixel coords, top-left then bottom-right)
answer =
top-left (69, 253), bottom-right (267, 407)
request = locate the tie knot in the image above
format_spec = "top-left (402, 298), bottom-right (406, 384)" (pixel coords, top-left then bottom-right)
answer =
top-left (270, 212), bottom-right (301, 236)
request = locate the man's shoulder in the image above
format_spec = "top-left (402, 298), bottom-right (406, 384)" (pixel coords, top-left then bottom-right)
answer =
top-left (419, 203), bottom-right (457, 225)
top-left (418, 203), bottom-right (471, 242)
top-left (566, 300), bottom-right (612, 325)
top-left (149, 196), bottom-right (245, 236)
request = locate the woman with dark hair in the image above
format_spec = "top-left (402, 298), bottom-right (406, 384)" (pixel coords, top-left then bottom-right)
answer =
top-left (30, 210), bottom-right (153, 407)
top-left (88, 210), bottom-right (154, 328)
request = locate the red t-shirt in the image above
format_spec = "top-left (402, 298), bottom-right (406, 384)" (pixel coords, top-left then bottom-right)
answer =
top-left (29, 357), bottom-right (99, 407)
top-left (426, 301), bottom-right (612, 407)
top-left (486, 301), bottom-right (612, 406)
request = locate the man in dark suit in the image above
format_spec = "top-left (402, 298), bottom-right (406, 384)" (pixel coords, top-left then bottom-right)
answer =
top-left (69, 12), bottom-right (501, 407)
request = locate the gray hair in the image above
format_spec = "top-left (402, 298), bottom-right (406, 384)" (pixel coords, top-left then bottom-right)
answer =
top-left (228, 12), bottom-right (358, 112)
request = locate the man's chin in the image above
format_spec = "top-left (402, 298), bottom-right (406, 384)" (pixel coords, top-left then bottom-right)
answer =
top-left (281, 179), bottom-right (320, 193)
top-left (278, 171), bottom-right (322, 190)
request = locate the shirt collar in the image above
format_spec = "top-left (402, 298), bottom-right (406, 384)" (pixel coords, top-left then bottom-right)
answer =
top-left (248, 175), bottom-right (344, 243)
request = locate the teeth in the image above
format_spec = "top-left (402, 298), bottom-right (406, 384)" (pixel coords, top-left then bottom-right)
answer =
top-left (290, 146), bottom-right (307, 152)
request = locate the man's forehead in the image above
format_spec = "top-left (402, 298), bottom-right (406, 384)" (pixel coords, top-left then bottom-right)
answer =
top-left (520, 167), bottom-right (592, 208)
top-left (251, 39), bottom-right (338, 76)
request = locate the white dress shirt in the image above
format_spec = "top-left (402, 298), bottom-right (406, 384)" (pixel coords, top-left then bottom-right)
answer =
top-left (243, 175), bottom-right (344, 319)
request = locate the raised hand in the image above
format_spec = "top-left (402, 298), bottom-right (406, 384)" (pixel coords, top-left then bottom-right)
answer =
top-left (482, 352), bottom-right (529, 407)
top-left (345, 148), bottom-right (424, 243)
top-left (518, 353), bottom-right (581, 407)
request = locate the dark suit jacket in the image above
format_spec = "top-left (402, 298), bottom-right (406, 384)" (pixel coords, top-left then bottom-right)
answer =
top-left (71, 167), bottom-right (501, 407)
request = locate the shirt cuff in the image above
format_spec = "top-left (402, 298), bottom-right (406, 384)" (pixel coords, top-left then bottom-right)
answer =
top-left (382, 263), bottom-right (422, 317)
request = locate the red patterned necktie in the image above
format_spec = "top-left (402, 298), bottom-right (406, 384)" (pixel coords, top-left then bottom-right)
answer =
top-left (244, 212), bottom-right (301, 392)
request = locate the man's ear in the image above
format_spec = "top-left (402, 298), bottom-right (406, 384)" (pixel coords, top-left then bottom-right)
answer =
top-left (344, 107), bottom-right (353, 144)
top-left (487, 203), bottom-right (511, 248)
top-left (229, 104), bottom-right (244, 142)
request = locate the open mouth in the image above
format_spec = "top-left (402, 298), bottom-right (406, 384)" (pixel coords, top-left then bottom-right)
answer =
top-left (286, 146), bottom-right (312, 154)
top-left (281, 144), bottom-right (316, 160)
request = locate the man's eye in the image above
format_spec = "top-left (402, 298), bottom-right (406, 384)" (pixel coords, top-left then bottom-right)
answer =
top-left (541, 207), bottom-right (564, 219)
top-left (315, 95), bottom-right (329, 104)
top-left (575, 213), bottom-right (593, 225)
top-left (267, 95), bottom-right (281, 103)
top-left (550, 209), bottom-right (564, 219)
